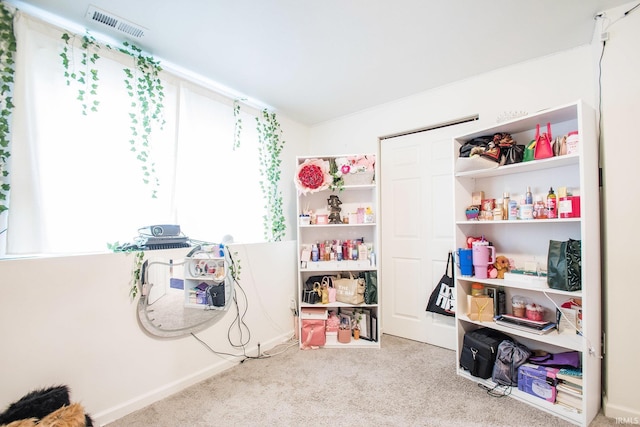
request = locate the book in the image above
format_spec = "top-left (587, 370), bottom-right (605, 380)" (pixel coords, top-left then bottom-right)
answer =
top-left (496, 314), bottom-right (553, 330)
top-left (557, 368), bottom-right (583, 386)
top-left (556, 381), bottom-right (583, 396)
top-left (495, 316), bottom-right (557, 335)
top-left (556, 390), bottom-right (583, 409)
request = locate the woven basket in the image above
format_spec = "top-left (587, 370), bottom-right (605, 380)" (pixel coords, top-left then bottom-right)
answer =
top-left (342, 171), bottom-right (374, 186)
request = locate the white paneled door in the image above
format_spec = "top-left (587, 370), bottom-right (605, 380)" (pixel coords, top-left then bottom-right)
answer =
top-left (380, 125), bottom-right (465, 349)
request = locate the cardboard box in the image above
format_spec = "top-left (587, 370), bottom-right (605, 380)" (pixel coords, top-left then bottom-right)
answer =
top-left (518, 363), bottom-right (560, 402)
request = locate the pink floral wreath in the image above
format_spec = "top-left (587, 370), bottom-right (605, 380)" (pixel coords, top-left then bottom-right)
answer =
top-left (294, 158), bottom-right (332, 194)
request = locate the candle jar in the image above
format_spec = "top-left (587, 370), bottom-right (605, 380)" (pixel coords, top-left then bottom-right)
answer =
top-left (512, 295), bottom-right (528, 318)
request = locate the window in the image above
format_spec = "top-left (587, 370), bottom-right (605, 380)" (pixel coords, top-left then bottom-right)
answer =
top-left (2, 12), bottom-right (265, 256)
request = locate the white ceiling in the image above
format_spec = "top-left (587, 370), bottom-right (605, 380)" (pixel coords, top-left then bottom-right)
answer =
top-left (8, 0), bottom-right (632, 125)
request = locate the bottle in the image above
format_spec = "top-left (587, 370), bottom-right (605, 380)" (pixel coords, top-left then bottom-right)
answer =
top-left (547, 187), bottom-right (557, 219)
top-left (525, 186), bottom-right (533, 205)
top-left (508, 199), bottom-right (518, 220)
top-left (311, 243), bottom-right (319, 262)
top-left (502, 193), bottom-right (510, 220)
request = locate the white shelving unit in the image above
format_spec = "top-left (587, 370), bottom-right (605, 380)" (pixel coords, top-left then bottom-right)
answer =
top-left (183, 248), bottom-right (232, 310)
top-left (296, 154), bottom-right (380, 349)
top-left (452, 101), bottom-right (601, 426)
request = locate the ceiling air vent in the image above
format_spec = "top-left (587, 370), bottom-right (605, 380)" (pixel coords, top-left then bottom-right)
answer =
top-left (85, 5), bottom-right (147, 39)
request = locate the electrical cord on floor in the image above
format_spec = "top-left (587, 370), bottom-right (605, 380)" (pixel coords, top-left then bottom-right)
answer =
top-left (478, 382), bottom-right (512, 398)
top-left (191, 248), bottom-right (299, 361)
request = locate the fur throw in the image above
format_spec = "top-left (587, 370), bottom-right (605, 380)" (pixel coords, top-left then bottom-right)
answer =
top-left (0, 386), bottom-right (92, 427)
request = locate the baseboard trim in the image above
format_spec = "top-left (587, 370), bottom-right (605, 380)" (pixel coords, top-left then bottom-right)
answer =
top-left (603, 394), bottom-right (640, 423)
top-left (93, 332), bottom-right (293, 426)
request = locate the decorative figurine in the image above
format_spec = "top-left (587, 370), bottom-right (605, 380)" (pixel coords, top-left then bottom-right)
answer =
top-left (327, 195), bottom-right (342, 224)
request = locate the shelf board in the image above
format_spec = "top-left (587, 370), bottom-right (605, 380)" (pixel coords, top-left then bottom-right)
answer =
top-left (458, 315), bottom-right (583, 351)
top-left (456, 370), bottom-right (583, 425)
top-left (299, 222), bottom-right (376, 228)
top-left (456, 276), bottom-right (583, 297)
top-left (298, 184), bottom-right (376, 195)
top-left (299, 302), bottom-right (378, 309)
top-left (456, 218), bottom-right (580, 226)
top-left (319, 333), bottom-right (380, 348)
top-left (455, 154), bottom-right (579, 179)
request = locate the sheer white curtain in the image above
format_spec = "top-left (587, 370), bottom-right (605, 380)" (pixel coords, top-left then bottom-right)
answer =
top-left (4, 12), bottom-right (264, 256)
top-left (174, 84), bottom-right (264, 244)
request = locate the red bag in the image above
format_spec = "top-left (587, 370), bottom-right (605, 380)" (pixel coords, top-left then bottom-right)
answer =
top-left (301, 319), bottom-right (326, 348)
top-left (534, 123), bottom-right (554, 160)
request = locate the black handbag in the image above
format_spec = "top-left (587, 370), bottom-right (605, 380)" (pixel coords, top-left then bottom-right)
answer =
top-left (459, 328), bottom-right (512, 379)
top-left (426, 251), bottom-right (455, 316)
top-left (207, 283), bottom-right (225, 307)
top-left (547, 239), bottom-right (581, 291)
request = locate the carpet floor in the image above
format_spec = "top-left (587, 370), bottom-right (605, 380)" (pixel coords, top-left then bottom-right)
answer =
top-left (106, 334), bottom-right (617, 427)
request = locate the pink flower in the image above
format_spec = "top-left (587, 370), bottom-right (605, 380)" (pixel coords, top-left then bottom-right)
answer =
top-left (294, 158), bottom-right (332, 194)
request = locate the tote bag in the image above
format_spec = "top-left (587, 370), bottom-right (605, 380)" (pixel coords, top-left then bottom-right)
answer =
top-left (547, 239), bottom-right (581, 291)
top-left (335, 273), bottom-right (365, 304)
top-left (426, 251), bottom-right (455, 316)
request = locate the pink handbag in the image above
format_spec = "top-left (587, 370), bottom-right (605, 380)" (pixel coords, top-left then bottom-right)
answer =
top-left (534, 123), bottom-right (554, 160)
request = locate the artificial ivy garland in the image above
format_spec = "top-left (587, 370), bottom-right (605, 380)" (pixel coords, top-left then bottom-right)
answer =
top-left (256, 109), bottom-right (286, 242)
top-left (59, 31), bottom-right (165, 199)
top-left (60, 31), bottom-right (101, 115)
top-left (119, 41), bottom-right (165, 199)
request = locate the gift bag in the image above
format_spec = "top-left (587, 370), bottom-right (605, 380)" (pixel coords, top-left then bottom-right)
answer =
top-left (426, 251), bottom-right (455, 316)
top-left (547, 239), bottom-right (581, 291)
top-left (363, 271), bottom-right (378, 304)
top-left (523, 140), bottom-right (536, 162)
top-left (301, 319), bottom-right (326, 347)
top-left (335, 273), bottom-right (365, 304)
top-left (327, 277), bottom-right (337, 303)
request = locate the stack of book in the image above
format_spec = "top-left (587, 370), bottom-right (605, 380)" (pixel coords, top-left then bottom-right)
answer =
top-left (494, 314), bottom-right (557, 335)
top-left (555, 368), bottom-right (583, 413)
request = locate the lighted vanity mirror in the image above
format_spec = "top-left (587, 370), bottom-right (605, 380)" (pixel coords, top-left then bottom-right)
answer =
top-left (136, 247), bottom-right (234, 338)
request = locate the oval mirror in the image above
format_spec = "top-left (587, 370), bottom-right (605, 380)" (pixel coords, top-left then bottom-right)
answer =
top-left (136, 246), bottom-right (234, 338)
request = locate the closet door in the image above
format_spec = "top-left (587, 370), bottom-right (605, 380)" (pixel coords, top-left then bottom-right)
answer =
top-left (380, 123), bottom-right (471, 349)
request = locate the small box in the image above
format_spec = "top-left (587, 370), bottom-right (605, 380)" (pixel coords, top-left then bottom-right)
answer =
top-left (472, 191), bottom-right (485, 206)
top-left (316, 214), bottom-right (328, 225)
top-left (518, 363), bottom-right (560, 402)
top-left (300, 307), bottom-right (328, 320)
top-left (559, 196), bottom-right (580, 218)
top-left (467, 295), bottom-right (494, 322)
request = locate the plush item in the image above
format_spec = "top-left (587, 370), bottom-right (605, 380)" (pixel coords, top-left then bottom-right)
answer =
top-left (494, 255), bottom-right (511, 279)
top-left (0, 386), bottom-right (93, 427)
top-left (488, 265), bottom-right (498, 279)
top-left (37, 403), bottom-right (86, 427)
top-left (0, 386), bottom-right (70, 425)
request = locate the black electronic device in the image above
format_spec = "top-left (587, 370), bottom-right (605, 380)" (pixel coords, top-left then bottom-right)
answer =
top-left (134, 235), bottom-right (190, 250)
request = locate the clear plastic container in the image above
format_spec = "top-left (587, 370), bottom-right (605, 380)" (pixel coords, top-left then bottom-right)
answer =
top-left (512, 295), bottom-right (528, 317)
top-left (526, 303), bottom-right (545, 321)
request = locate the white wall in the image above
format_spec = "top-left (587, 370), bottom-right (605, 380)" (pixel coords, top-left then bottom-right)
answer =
top-left (596, 1), bottom-right (640, 421)
top-left (308, 13), bottom-right (638, 420)
top-left (0, 241), bottom-right (297, 426)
